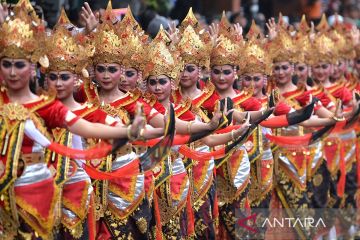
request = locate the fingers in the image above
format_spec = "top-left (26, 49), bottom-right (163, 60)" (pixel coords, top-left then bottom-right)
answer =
top-left (310, 21), bottom-right (315, 32)
top-left (81, 7), bottom-right (90, 19)
top-left (84, 2), bottom-right (93, 15)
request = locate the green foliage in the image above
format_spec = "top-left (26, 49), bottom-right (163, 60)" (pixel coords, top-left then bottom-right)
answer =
top-left (146, 0), bottom-right (170, 15)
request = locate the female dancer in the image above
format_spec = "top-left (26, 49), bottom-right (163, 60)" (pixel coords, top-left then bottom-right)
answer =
top-left (0, 8), bottom-right (147, 239)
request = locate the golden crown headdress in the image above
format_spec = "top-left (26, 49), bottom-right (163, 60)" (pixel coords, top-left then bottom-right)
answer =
top-left (329, 29), bottom-right (355, 60)
top-left (89, 2), bottom-right (125, 65)
top-left (210, 12), bottom-right (243, 67)
top-left (246, 20), bottom-right (263, 41)
top-left (316, 14), bottom-right (330, 32)
top-left (307, 33), bottom-right (337, 65)
top-left (179, 8), bottom-right (200, 33)
top-left (177, 25), bottom-right (212, 69)
top-left (116, 6), bottom-right (148, 70)
top-left (240, 40), bottom-right (272, 75)
top-left (53, 8), bottom-right (74, 30)
top-left (143, 25), bottom-right (183, 81)
top-left (45, 25), bottom-right (93, 76)
top-left (118, 6), bottom-right (143, 33)
top-left (240, 21), bottom-right (272, 75)
top-left (0, 1), bottom-right (48, 67)
top-left (291, 15), bottom-right (312, 64)
top-left (268, 28), bottom-right (298, 63)
top-left (14, 0), bottom-right (42, 25)
top-left (298, 15), bottom-right (310, 34)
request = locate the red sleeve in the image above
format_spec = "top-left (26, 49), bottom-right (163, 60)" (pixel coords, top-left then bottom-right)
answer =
top-left (177, 110), bottom-right (196, 121)
top-left (36, 100), bottom-right (69, 129)
top-left (83, 109), bottom-right (108, 124)
top-left (74, 83), bottom-right (87, 103)
top-left (240, 97), bottom-right (262, 111)
top-left (340, 87), bottom-right (352, 105)
top-left (152, 101), bottom-right (166, 115)
top-left (122, 99), bottom-right (161, 122)
top-left (201, 92), bottom-right (220, 114)
top-left (274, 101), bottom-right (292, 116)
top-left (295, 91), bottom-right (311, 107)
top-left (315, 92), bottom-right (332, 109)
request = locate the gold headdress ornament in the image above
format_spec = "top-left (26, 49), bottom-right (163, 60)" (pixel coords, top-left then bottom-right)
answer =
top-left (316, 14), bottom-right (330, 32)
top-left (179, 7), bottom-right (200, 33)
top-left (328, 15), bottom-right (356, 60)
top-left (53, 8), bottom-right (73, 30)
top-left (45, 24), bottom-right (93, 77)
top-left (13, 0), bottom-right (41, 25)
top-left (119, 6), bottom-right (143, 33)
top-left (143, 25), bottom-right (183, 82)
top-left (268, 27), bottom-right (297, 63)
top-left (240, 40), bottom-right (272, 75)
top-left (210, 12), bottom-right (244, 67)
top-left (292, 15), bottom-right (312, 64)
top-left (177, 25), bottom-right (212, 69)
top-left (329, 29), bottom-right (355, 60)
top-left (90, 1), bottom-right (125, 65)
top-left (241, 21), bottom-right (271, 75)
top-left (298, 14), bottom-right (310, 34)
top-left (307, 33), bottom-right (337, 65)
top-left (99, 0), bottom-right (118, 24)
top-left (277, 12), bottom-right (290, 31)
top-left (0, 3), bottom-right (48, 67)
top-left (118, 27), bottom-right (148, 70)
top-left (218, 11), bottom-right (235, 37)
top-left (246, 20), bottom-right (263, 41)
top-left (116, 6), bottom-right (148, 70)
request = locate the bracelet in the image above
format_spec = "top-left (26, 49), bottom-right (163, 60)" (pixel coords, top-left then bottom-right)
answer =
top-left (332, 115), bottom-right (345, 122)
top-left (127, 125), bottom-right (136, 140)
top-left (231, 130), bottom-right (236, 142)
top-left (187, 121), bottom-right (193, 134)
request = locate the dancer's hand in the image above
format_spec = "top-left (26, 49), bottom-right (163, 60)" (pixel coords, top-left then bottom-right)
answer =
top-left (0, 3), bottom-right (8, 25)
top-left (81, 2), bottom-right (99, 33)
top-left (165, 21), bottom-right (180, 45)
top-left (209, 22), bottom-right (219, 46)
top-left (130, 103), bottom-right (145, 139)
top-left (208, 101), bottom-right (222, 130)
top-left (266, 18), bottom-right (277, 40)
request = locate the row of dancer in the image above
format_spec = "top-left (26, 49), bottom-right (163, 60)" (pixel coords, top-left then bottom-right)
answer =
top-left (1, 0), bottom-right (360, 239)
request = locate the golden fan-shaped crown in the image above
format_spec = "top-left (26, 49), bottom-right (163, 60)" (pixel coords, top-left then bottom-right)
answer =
top-left (246, 20), bottom-right (263, 41)
top-left (240, 39), bottom-right (272, 75)
top-left (91, 24), bottom-right (125, 65)
top-left (0, 5), bottom-right (47, 66)
top-left (330, 29), bottom-right (355, 60)
top-left (177, 25), bottom-right (212, 69)
top-left (116, 6), bottom-right (148, 70)
top-left (298, 15), bottom-right (310, 34)
top-left (45, 26), bottom-right (93, 75)
top-left (316, 14), bottom-right (330, 32)
top-left (14, 0), bottom-right (41, 25)
top-left (210, 13), bottom-right (243, 67)
top-left (179, 8), bottom-right (200, 33)
top-left (143, 26), bottom-right (183, 81)
top-left (119, 6), bottom-right (143, 32)
top-left (307, 33), bottom-right (337, 65)
top-left (268, 28), bottom-right (297, 63)
top-left (90, 1), bottom-right (126, 65)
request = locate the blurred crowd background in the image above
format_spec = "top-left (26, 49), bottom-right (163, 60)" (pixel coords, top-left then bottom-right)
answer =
top-left (3, 0), bottom-right (360, 37)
